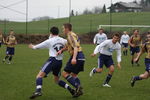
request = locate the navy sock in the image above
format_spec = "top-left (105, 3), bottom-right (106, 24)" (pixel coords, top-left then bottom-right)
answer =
top-left (134, 76), bottom-right (142, 81)
top-left (104, 74), bottom-right (112, 84)
top-left (93, 68), bottom-right (97, 73)
top-left (36, 78), bottom-right (43, 92)
top-left (75, 77), bottom-right (81, 86)
top-left (9, 56), bottom-right (12, 61)
top-left (58, 80), bottom-right (72, 91)
top-left (66, 75), bottom-right (78, 88)
top-left (5, 55), bottom-right (9, 60)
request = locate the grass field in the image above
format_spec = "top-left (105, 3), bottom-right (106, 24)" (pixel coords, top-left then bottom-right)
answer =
top-left (0, 44), bottom-right (150, 100)
top-left (1, 12), bottom-right (150, 34)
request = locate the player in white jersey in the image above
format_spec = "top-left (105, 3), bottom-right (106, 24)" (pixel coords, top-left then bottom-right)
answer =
top-left (89, 33), bottom-right (121, 87)
top-left (120, 31), bottom-right (130, 56)
top-left (29, 27), bottom-right (75, 99)
top-left (93, 28), bottom-right (107, 45)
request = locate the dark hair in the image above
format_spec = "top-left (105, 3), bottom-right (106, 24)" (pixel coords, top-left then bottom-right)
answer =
top-left (63, 23), bottom-right (72, 31)
top-left (133, 29), bottom-right (139, 33)
top-left (113, 33), bottom-right (120, 38)
top-left (50, 27), bottom-right (59, 35)
top-left (147, 32), bottom-right (150, 35)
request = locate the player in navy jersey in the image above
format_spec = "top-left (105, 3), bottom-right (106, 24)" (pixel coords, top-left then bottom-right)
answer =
top-left (131, 32), bottom-right (150, 87)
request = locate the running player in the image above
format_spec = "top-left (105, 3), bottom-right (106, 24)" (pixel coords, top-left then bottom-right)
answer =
top-left (93, 28), bottom-right (107, 45)
top-left (2, 30), bottom-right (17, 64)
top-left (128, 29), bottom-right (142, 66)
top-left (131, 32), bottom-right (150, 87)
top-left (89, 33), bottom-right (121, 87)
top-left (29, 27), bottom-right (75, 99)
top-left (57, 23), bottom-right (85, 97)
top-left (120, 31), bottom-right (130, 56)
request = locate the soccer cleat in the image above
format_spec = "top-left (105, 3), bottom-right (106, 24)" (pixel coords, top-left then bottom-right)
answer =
top-left (6, 61), bottom-right (11, 64)
top-left (89, 68), bottom-right (96, 77)
top-left (69, 89), bottom-right (76, 96)
top-left (103, 84), bottom-right (111, 88)
top-left (73, 86), bottom-right (83, 98)
top-left (131, 77), bottom-right (136, 87)
top-left (29, 91), bottom-right (42, 99)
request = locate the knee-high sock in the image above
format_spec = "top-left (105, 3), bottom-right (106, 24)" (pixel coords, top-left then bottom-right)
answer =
top-left (66, 75), bottom-right (78, 88)
top-left (134, 76), bottom-right (142, 81)
top-left (104, 74), bottom-right (112, 84)
top-left (36, 78), bottom-right (43, 92)
top-left (58, 80), bottom-right (72, 91)
top-left (9, 56), bottom-right (12, 61)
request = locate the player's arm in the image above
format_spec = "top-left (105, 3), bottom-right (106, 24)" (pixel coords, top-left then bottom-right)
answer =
top-left (116, 46), bottom-right (121, 69)
top-left (128, 36), bottom-right (134, 47)
top-left (93, 35), bottom-right (97, 44)
top-left (29, 39), bottom-right (50, 49)
top-left (91, 40), bottom-right (108, 57)
top-left (134, 44), bottom-right (145, 62)
top-left (5, 37), bottom-right (9, 45)
top-left (57, 40), bottom-right (68, 55)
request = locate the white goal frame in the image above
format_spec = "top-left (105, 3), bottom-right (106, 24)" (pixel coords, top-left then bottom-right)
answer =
top-left (98, 25), bottom-right (150, 29)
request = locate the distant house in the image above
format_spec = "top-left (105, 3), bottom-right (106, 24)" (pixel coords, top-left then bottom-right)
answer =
top-left (108, 2), bottom-right (142, 12)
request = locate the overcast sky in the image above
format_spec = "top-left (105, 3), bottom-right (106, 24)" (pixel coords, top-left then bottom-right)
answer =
top-left (0, 0), bottom-right (139, 21)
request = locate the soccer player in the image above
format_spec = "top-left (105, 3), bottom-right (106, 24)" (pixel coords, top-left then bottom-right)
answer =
top-left (2, 30), bottom-right (17, 64)
top-left (131, 32), bottom-right (150, 87)
top-left (93, 28), bottom-right (107, 45)
top-left (89, 33), bottom-right (121, 87)
top-left (0, 29), bottom-right (4, 47)
top-left (29, 27), bottom-right (76, 99)
top-left (57, 23), bottom-right (85, 97)
top-left (128, 29), bottom-right (142, 66)
top-left (120, 31), bottom-right (130, 56)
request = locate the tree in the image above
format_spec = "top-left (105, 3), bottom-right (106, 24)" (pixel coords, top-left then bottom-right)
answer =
top-left (101, 4), bottom-right (106, 13)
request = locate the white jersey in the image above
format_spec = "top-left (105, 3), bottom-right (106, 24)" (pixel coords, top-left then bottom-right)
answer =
top-left (120, 34), bottom-right (130, 44)
top-left (33, 36), bottom-right (67, 60)
top-left (94, 39), bottom-right (121, 62)
top-left (93, 33), bottom-right (107, 45)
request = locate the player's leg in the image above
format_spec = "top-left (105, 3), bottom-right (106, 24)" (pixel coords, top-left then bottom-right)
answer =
top-left (131, 71), bottom-right (149, 87)
top-left (3, 47), bottom-right (10, 63)
top-left (89, 55), bottom-right (104, 77)
top-left (103, 65), bottom-right (114, 87)
top-left (30, 58), bottom-right (52, 99)
top-left (103, 57), bottom-right (114, 87)
top-left (7, 48), bottom-right (15, 64)
top-left (135, 48), bottom-right (140, 66)
top-left (30, 71), bottom-right (46, 99)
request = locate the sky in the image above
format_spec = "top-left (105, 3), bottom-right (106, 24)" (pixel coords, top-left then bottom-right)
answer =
top-left (0, 0), bottom-right (139, 21)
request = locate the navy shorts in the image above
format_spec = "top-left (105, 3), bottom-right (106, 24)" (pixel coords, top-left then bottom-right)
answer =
top-left (41, 57), bottom-right (62, 76)
top-left (130, 46), bottom-right (140, 55)
top-left (122, 43), bottom-right (128, 48)
top-left (6, 47), bottom-right (15, 55)
top-left (64, 52), bottom-right (85, 74)
top-left (145, 58), bottom-right (150, 73)
top-left (98, 54), bottom-right (114, 68)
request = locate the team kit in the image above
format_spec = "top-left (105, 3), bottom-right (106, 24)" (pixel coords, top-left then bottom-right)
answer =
top-left (0, 23), bottom-right (150, 99)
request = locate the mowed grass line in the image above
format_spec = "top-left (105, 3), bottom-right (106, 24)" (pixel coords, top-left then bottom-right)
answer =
top-left (0, 44), bottom-right (150, 100)
top-left (1, 12), bottom-right (150, 34)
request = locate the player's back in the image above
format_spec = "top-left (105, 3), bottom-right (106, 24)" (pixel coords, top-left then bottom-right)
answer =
top-left (49, 36), bottom-right (67, 60)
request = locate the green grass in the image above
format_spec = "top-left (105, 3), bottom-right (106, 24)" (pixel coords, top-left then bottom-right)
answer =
top-left (0, 44), bottom-right (150, 100)
top-left (1, 12), bottom-right (150, 34)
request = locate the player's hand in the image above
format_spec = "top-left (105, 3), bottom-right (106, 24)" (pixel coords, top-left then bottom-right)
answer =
top-left (56, 50), bottom-right (62, 56)
top-left (91, 53), bottom-right (96, 57)
top-left (117, 63), bottom-right (121, 69)
top-left (28, 44), bottom-right (34, 49)
top-left (71, 58), bottom-right (77, 65)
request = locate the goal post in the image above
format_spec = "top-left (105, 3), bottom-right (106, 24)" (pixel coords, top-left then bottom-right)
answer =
top-left (98, 25), bottom-right (150, 33)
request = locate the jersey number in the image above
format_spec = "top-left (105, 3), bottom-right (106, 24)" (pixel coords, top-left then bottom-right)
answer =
top-left (54, 46), bottom-right (63, 52)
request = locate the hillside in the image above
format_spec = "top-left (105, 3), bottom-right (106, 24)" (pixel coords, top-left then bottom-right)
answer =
top-left (0, 12), bottom-right (150, 34)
